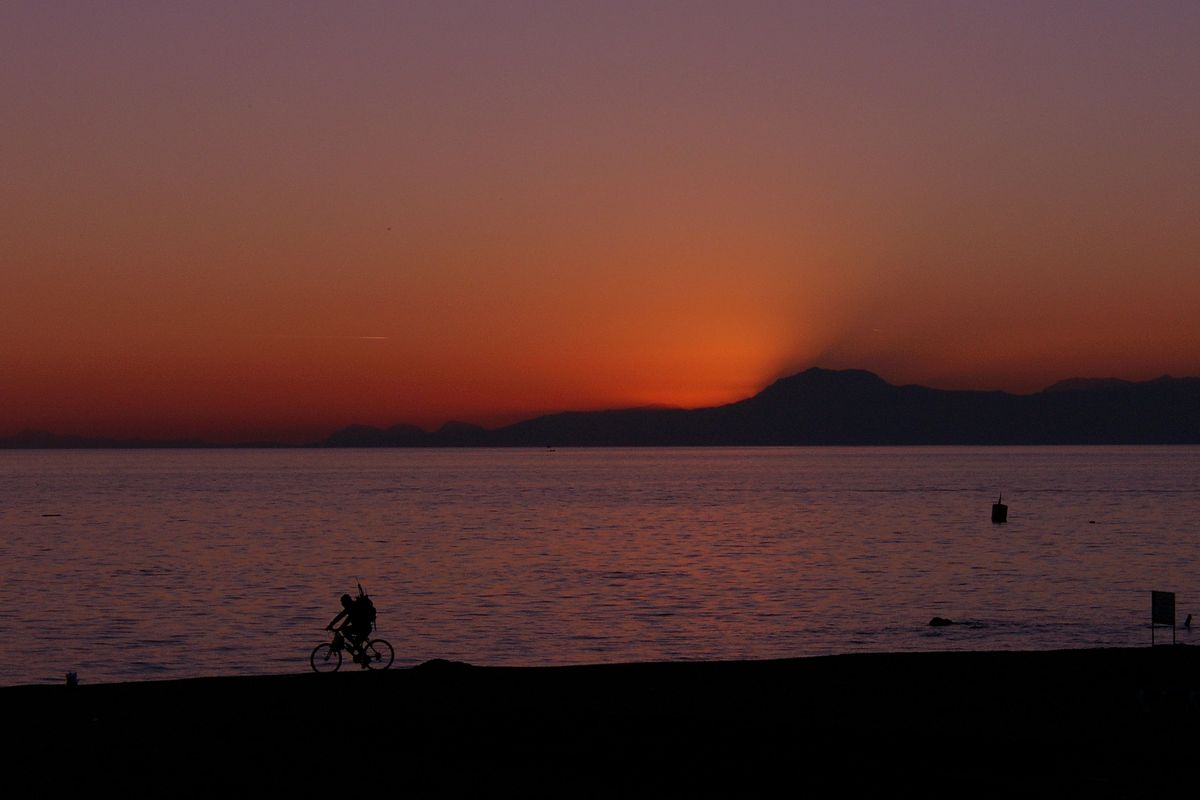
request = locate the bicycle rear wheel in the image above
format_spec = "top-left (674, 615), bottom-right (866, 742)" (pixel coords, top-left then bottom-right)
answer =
top-left (310, 642), bottom-right (342, 673)
top-left (362, 639), bottom-right (394, 670)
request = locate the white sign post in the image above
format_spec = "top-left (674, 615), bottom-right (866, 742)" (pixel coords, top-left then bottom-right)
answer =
top-left (1151, 591), bottom-right (1176, 645)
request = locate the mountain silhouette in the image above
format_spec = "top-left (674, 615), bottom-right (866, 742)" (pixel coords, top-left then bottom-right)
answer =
top-left (5, 368), bottom-right (1199, 448)
top-left (321, 367), bottom-right (1200, 447)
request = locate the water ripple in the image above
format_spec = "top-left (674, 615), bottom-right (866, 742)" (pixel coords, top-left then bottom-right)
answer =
top-left (2, 446), bottom-right (1199, 685)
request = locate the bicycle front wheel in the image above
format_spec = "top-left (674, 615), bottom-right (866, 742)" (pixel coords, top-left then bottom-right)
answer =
top-left (310, 642), bottom-right (342, 673)
top-left (362, 639), bottom-right (394, 670)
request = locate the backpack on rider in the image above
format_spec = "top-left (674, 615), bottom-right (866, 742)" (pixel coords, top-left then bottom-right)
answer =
top-left (354, 583), bottom-right (377, 634)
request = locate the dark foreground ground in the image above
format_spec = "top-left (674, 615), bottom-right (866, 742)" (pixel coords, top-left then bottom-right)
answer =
top-left (8, 647), bottom-right (1200, 794)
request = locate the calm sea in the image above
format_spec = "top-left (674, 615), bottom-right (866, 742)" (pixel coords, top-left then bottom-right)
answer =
top-left (2, 447), bottom-right (1198, 686)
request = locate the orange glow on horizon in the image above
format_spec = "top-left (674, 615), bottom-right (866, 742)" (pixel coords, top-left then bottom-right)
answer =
top-left (3, 5), bottom-right (1199, 442)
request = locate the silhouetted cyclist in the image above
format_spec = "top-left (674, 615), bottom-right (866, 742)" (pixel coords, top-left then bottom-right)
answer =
top-left (326, 592), bottom-right (374, 663)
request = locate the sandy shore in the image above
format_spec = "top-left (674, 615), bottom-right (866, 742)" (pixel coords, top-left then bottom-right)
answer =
top-left (9, 647), bottom-right (1198, 793)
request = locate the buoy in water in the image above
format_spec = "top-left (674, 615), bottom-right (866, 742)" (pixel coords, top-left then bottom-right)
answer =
top-left (991, 493), bottom-right (1008, 524)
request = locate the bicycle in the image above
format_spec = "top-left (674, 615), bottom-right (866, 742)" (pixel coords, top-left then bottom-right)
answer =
top-left (310, 628), bottom-right (394, 673)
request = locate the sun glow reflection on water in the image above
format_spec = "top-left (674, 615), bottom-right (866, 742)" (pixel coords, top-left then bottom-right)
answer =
top-left (2, 447), bottom-right (1198, 685)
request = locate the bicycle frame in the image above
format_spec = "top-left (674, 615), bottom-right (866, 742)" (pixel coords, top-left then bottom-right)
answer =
top-left (330, 628), bottom-right (369, 657)
top-left (312, 628), bottom-right (393, 672)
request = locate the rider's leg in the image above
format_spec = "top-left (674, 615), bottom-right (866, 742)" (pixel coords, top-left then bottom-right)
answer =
top-left (347, 634), bottom-right (366, 664)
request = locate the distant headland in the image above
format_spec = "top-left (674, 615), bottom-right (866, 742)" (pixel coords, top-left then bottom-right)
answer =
top-left (5, 367), bottom-right (1200, 448)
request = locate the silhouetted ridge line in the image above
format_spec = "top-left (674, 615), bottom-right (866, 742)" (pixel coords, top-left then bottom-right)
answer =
top-left (317, 368), bottom-right (1200, 447)
top-left (5, 369), bottom-right (1200, 448)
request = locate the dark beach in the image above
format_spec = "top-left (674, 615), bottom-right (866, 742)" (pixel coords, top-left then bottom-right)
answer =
top-left (9, 646), bottom-right (1198, 793)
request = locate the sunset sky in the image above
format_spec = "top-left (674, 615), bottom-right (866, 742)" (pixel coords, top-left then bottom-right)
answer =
top-left (3, 2), bottom-right (1198, 442)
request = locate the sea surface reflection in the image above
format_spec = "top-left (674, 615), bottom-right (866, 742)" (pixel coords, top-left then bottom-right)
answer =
top-left (2, 446), bottom-right (1198, 685)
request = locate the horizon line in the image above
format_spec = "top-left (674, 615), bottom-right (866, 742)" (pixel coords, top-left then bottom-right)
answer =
top-left (3, 365), bottom-right (1196, 447)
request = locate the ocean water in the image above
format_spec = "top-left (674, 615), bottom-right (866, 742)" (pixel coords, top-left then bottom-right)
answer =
top-left (2, 446), bottom-right (1198, 686)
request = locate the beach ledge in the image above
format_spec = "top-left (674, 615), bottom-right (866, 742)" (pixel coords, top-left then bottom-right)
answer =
top-left (9, 647), bottom-right (1198, 792)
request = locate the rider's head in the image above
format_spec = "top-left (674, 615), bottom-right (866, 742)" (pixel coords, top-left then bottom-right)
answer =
top-left (341, 593), bottom-right (353, 608)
